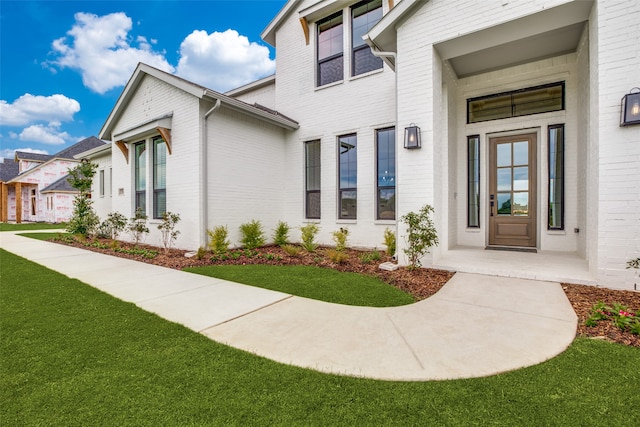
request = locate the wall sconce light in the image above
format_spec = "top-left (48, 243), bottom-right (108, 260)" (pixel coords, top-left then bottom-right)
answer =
top-left (621, 87), bottom-right (640, 126)
top-left (404, 124), bottom-right (421, 149)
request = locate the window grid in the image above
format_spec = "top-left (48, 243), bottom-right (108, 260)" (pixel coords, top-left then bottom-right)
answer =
top-left (351, 0), bottom-right (383, 77)
top-left (317, 12), bottom-right (343, 86)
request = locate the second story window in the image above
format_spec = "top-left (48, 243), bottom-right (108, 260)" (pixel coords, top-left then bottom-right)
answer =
top-left (352, 0), bottom-right (383, 76)
top-left (317, 12), bottom-right (343, 86)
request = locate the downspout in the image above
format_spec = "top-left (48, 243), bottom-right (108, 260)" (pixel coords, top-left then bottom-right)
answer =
top-left (200, 98), bottom-right (222, 248)
top-left (368, 42), bottom-right (399, 259)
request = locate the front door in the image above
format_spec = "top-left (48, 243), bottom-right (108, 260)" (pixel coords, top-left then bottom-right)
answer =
top-left (488, 133), bottom-right (537, 247)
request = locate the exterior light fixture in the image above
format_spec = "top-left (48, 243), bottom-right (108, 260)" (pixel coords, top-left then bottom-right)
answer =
top-left (621, 87), bottom-right (640, 126)
top-left (404, 124), bottom-right (421, 149)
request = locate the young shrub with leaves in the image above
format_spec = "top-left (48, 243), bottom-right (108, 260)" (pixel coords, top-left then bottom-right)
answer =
top-left (282, 244), bottom-right (302, 257)
top-left (383, 227), bottom-right (396, 256)
top-left (332, 227), bottom-right (349, 252)
top-left (239, 220), bottom-right (266, 249)
top-left (158, 212), bottom-right (181, 255)
top-left (99, 211), bottom-right (128, 240)
top-left (327, 249), bottom-right (349, 264)
top-left (359, 250), bottom-right (382, 264)
top-left (401, 204), bottom-right (439, 269)
top-left (273, 221), bottom-right (290, 246)
top-left (127, 207), bottom-right (149, 246)
top-left (300, 223), bottom-right (319, 252)
top-left (207, 226), bottom-right (230, 254)
top-left (66, 160), bottom-right (99, 237)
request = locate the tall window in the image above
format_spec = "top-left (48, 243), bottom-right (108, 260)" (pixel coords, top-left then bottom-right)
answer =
top-left (338, 134), bottom-right (357, 219)
top-left (467, 135), bottom-right (481, 227)
top-left (548, 125), bottom-right (564, 230)
top-left (109, 168), bottom-right (112, 197)
top-left (153, 136), bottom-right (167, 219)
top-left (376, 128), bottom-right (395, 220)
top-left (99, 170), bottom-right (105, 197)
top-left (305, 141), bottom-right (321, 219)
top-left (317, 12), bottom-right (343, 86)
top-left (134, 141), bottom-right (146, 213)
top-left (352, 0), bottom-right (383, 76)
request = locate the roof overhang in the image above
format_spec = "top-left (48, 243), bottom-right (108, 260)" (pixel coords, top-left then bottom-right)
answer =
top-left (262, 0), bottom-right (304, 47)
top-left (74, 142), bottom-right (112, 160)
top-left (225, 74), bottom-right (276, 98)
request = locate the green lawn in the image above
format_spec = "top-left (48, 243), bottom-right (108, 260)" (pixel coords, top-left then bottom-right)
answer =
top-left (2, 249), bottom-right (639, 426)
top-left (0, 222), bottom-right (66, 232)
top-left (185, 265), bottom-right (415, 307)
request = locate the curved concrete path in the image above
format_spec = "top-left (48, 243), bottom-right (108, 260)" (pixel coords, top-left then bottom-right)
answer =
top-left (0, 231), bottom-right (577, 381)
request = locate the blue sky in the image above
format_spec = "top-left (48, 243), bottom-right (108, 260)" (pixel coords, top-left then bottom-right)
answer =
top-left (0, 0), bottom-right (287, 160)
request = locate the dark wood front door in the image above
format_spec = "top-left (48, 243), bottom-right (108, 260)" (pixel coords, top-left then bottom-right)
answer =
top-left (488, 133), bottom-right (537, 247)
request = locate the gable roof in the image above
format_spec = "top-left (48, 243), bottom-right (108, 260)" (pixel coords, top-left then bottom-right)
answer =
top-left (53, 136), bottom-right (106, 160)
top-left (41, 174), bottom-right (76, 193)
top-left (261, 0), bottom-right (303, 47)
top-left (0, 159), bottom-right (19, 182)
top-left (99, 63), bottom-right (298, 140)
top-left (14, 152), bottom-right (52, 162)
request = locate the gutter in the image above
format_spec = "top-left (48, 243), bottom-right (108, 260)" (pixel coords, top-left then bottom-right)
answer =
top-left (200, 98), bottom-right (222, 248)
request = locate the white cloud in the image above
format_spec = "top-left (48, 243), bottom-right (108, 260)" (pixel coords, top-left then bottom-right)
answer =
top-left (176, 29), bottom-right (275, 92)
top-left (18, 124), bottom-right (74, 145)
top-left (0, 94), bottom-right (80, 126)
top-left (0, 147), bottom-right (49, 162)
top-left (50, 12), bottom-right (174, 94)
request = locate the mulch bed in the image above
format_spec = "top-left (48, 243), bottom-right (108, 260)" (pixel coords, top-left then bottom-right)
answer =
top-left (55, 237), bottom-right (640, 348)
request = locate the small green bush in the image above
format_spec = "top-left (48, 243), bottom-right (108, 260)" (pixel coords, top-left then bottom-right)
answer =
top-left (327, 249), bottom-right (349, 264)
top-left (300, 223), bottom-right (319, 252)
top-left (273, 221), bottom-right (290, 246)
top-left (401, 205), bottom-right (438, 269)
top-left (195, 246), bottom-right (207, 260)
top-left (359, 250), bottom-right (382, 264)
top-left (103, 212), bottom-right (127, 240)
top-left (332, 227), bottom-right (349, 252)
top-left (207, 226), bottom-right (230, 254)
top-left (127, 208), bottom-right (149, 247)
top-left (158, 212), bottom-right (181, 255)
top-left (383, 227), bottom-right (396, 256)
top-left (239, 220), bottom-right (266, 249)
top-left (282, 244), bottom-right (302, 257)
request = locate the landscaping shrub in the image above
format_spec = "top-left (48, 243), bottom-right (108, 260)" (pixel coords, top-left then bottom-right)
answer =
top-left (383, 227), bottom-right (396, 256)
top-left (273, 221), bottom-right (290, 246)
top-left (66, 160), bottom-right (99, 237)
top-left (207, 226), bottom-right (230, 254)
top-left (300, 223), bottom-right (319, 252)
top-left (359, 250), bottom-right (382, 264)
top-left (327, 249), bottom-right (349, 264)
top-left (127, 208), bottom-right (149, 246)
top-left (239, 220), bottom-right (266, 249)
top-left (97, 212), bottom-right (127, 240)
top-left (195, 246), bottom-right (207, 260)
top-left (332, 227), bottom-right (349, 252)
top-left (158, 212), bottom-right (181, 255)
top-left (401, 204), bottom-right (438, 269)
top-left (282, 244), bottom-right (301, 257)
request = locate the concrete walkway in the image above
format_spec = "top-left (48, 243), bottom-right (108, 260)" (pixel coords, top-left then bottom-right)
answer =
top-left (0, 231), bottom-right (577, 381)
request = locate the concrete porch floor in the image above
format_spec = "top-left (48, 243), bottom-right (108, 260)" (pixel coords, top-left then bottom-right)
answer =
top-left (433, 246), bottom-right (595, 285)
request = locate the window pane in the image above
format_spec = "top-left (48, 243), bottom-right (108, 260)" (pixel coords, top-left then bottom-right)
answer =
top-left (548, 125), bottom-right (564, 229)
top-left (353, 47), bottom-right (383, 76)
top-left (318, 12), bottom-right (343, 86)
top-left (135, 142), bottom-right (146, 191)
top-left (154, 190), bottom-right (166, 219)
top-left (305, 141), bottom-right (321, 219)
top-left (513, 192), bottom-right (529, 216)
top-left (467, 135), bottom-right (480, 228)
top-left (153, 138), bottom-right (167, 219)
top-left (319, 55), bottom-right (343, 86)
top-left (351, 0), bottom-right (383, 76)
top-left (339, 134), bottom-right (357, 190)
top-left (513, 166), bottom-right (528, 191)
top-left (377, 128), bottom-right (395, 220)
top-left (99, 170), bottom-right (104, 196)
top-left (306, 191), bottom-right (321, 219)
top-left (497, 168), bottom-right (512, 191)
top-left (340, 190), bottom-right (357, 219)
top-left (497, 193), bottom-right (511, 215)
top-left (513, 141), bottom-right (528, 165)
top-left (378, 188), bottom-right (395, 220)
top-left (497, 143), bottom-right (511, 167)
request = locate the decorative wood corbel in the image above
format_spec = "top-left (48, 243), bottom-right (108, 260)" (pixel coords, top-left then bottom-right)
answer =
top-left (299, 17), bottom-right (310, 45)
top-left (156, 127), bottom-right (172, 155)
top-left (115, 141), bottom-right (129, 164)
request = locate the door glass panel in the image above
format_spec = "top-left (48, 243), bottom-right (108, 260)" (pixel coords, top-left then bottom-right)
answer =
top-left (497, 193), bottom-right (511, 215)
top-left (513, 166), bottom-right (528, 191)
top-left (513, 141), bottom-right (528, 165)
top-left (513, 192), bottom-right (529, 216)
top-left (497, 143), bottom-right (511, 167)
top-left (497, 168), bottom-right (512, 191)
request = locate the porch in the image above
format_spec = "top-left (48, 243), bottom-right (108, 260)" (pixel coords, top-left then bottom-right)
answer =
top-left (433, 246), bottom-right (594, 285)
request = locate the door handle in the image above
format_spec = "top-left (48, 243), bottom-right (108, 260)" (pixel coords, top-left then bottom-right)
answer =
top-left (490, 195), bottom-right (495, 217)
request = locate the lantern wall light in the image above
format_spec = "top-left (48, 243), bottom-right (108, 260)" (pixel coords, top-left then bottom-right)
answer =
top-left (621, 87), bottom-right (640, 126)
top-left (404, 124), bottom-right (421, 149)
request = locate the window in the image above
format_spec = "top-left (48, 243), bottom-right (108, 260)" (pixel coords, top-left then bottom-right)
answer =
top-left (338, 134), bottom-right (357, 219)
top-left (376, 128), bottom-right (395, 220)
top-left (468, 82), bottom-right (564, 123)
top-left (305, 141), bottom-right (321, 219)
top-left (99, 170), bottom-right (105, 197)
top-left (352, 0), bottom-right (383, 76)
top-left (467, 135), bottom-right (480, 227)
top-left (548, 124), bottom-right (564, 230)
top-left (109, 168), bottom-right (112, 197)
top-left (153, 136), bottom-right (167, 219)
top-left (317, 12), bottom-right (343, 86)
top-left (134, 141), bottom-right (146, 213)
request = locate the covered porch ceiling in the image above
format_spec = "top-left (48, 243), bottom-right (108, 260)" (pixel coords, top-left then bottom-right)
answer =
top-left (434, 1), bottom-right (593, 78)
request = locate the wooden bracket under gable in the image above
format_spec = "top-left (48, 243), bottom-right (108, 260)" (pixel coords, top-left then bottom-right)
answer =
top-left (299, 17), bottom-right (310, 45)
top-left (115, 141), bottom-right (129, 164)
top-left (388, 0), bottom-right (394, 9)
top-left (156, 127), bottom-right (172, 155)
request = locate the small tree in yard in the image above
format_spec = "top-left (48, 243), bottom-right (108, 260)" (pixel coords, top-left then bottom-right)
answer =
top-left (158, 212), bottom-right (180, 255)
top-left (101, 212), bottom-right (128, 240)
top-left (128, 207), bottom-right (149, 246)
top-left (401, 204), bottom-right (439, 269)
top-left (66, 160), bottom-right (99, 237)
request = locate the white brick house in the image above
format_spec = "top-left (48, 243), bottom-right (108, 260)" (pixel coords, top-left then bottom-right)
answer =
top-left (93, 0), bottom-right (639, 291)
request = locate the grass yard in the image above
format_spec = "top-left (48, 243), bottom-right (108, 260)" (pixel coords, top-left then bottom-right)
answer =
top-left (185, 265), bottom-right (415, 307)
top-left (2, 249), bottom-right (639, 426)
top-left (0, 222), bottom-right (66, 232)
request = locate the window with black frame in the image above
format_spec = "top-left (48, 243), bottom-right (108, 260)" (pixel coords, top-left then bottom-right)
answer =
top-left (467, 135), bottom-right (480, 228)
top-left (376, 128), bottom-right (395, 220)
top-left (548, 125), bottom-right (564, 230)
top-left (317, 12), bottom-right (343, 86)
top-left (134, 141), bottom-right (146, 213)
top-left (305, 140), bottom-right (321, 219)
top-left (338, 134), bottom-right (357, 219)
top-left (351, 0), bottom-right (383, 76)
top-left (153, 136), bottom-right (167, 219)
